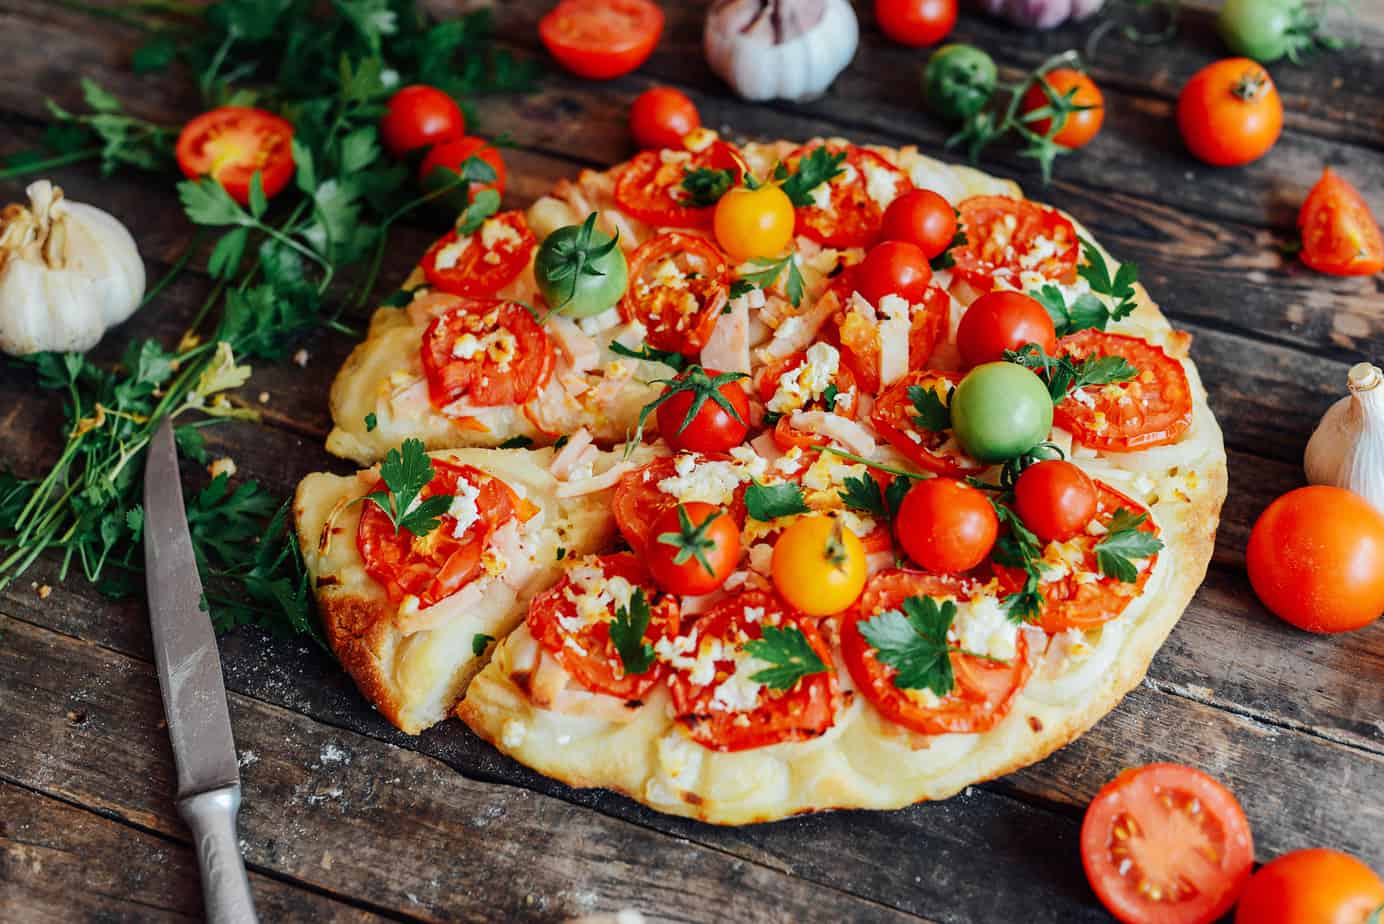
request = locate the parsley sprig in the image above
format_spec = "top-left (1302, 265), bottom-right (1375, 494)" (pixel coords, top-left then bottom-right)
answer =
top-left (909, 382), bottom-right (953, 432)
top-left (1004, 343), bottom-right (1138, 404)
top-left (990, 502), bottom-right (1047, 623)
top-left (737, 253), bottom-right (806, 307)
top-left (745, 482), bottom-right (811, 521)
top-left (609, 340), bottom-right (687, 371)
top-left (609, 589), bottom-right (657, 677)
top-left (778, 146), bottom-right (847, 207)
top-left (680, 166), bottom-right (736, 207)
top-left (745, 625), bottom-right (829, 690)
top-left (362, 440), bottom-right (454, 537)
top-left (1094, 509), bottom-right (1163, 581)
top-left (856, 594), bottom-right (1012, 698)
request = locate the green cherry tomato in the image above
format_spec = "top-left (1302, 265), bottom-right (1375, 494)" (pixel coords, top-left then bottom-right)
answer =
top-left (1218, 0), bottom-right (1327, 64)
top-left (949, 362), bottom-right (1053, 463)
top-left (533, 217), bottom-right (629, 318)
top-left (922, 44), bottom-right (997, 123)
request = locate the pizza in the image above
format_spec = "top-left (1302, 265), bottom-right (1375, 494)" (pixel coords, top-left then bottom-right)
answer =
top-left (296, 132), bottom-right (1227, 824)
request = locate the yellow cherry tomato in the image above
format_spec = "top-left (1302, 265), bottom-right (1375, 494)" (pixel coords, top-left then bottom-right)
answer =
top-left (713, 184), bottom-right (795, 262)
top-left (771, 515), bottom-right (868, 616)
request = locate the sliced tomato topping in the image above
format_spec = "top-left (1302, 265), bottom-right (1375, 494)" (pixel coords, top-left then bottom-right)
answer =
top-left (840, 570), bottom-right (1031, 736)
top-left (667, 589), bottom-right (838, 751)
top-left (1081, 763), bottom-right (1255, 924)
top-left (951, 196), bottom-right (1079, 292)
top-left (787, 143), bottom-right (913, 249)
top-left (176, 107), bottom-right (295, 207)
top-left (618, 231), bottom-right (732, 355)
top-left (1054, 330), bottom-right (1193, 452)
top-left (419, 297), bottom-right (554, 410)
top-left (996, 483), bottom-right (1160, 633)
top-left (1298, 166), bottom-right (1384, 277)
top-left (357, 461), bottom-right (524, 607)
top-left (420, 212), bottom-right (536, 298)
top-left (756, 348), bottom-right (862, 452)
top-left (614, 139), bottom-right (743, 228)
top-left (611, 454), bottom-right (750, 557)
top-left (870, 370), bottom-right (986, 477)
top-left (831, 272), bottom-right (951, 395)
top-left (527, 552), bottom-right (680, 700)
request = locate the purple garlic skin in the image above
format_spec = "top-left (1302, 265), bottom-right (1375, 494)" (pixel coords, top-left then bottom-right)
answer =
top-left (975, 0), bottom-right (1104, 30)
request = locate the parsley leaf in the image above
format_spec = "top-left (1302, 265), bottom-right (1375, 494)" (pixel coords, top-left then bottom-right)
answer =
top-left (1094, 509), bottom-right (1163, 582)
top-left (472, 633), bottom-right (495, 657)
top-left (1031, 283), bottom-right (1124, 338)
top-left (729, 279), bottom-right (755, 300)
top-left (858, 596), bottom-right (956, 696)
top-left (990, 501), bottom-right (1047, 623)
top-left (681, 166), bottom-right (735, 207)
top-left (740, 254), bottom-right (805, 307)
top-left (363, 439), bottom-right (453, 537)
top-left (840, 474), bottom-right (886, 518)
top-left (455, 187), bottom-right (501, 235)
top-left (1077, 237), bottom-right (1139, 322)
top-left (1004, 343), bottom-right (1138, 404)
top-left (745, 481), bottom-right (811, 521)
top-left (780, 146), bottom-right (846, 207)
top-left (498, 435), bottom-right (533, 449)
top-left (609, 340), bottom-right (687, 371)
top-left (746, 626), bottom-right (828, 690)
top-left (908, 383), bottom-right (952, 431)
top-left (364, 412), bottom-right (378, 432)
top-left (609, 589), bottom-right (656, 676)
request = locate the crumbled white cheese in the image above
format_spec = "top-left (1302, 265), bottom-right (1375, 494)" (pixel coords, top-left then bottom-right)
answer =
top-left (709, 646), bottom-right (770, 712)
top-left (480, 217), bottom-right (522, 251)
top-left (447, 478), bottom-right (483, 539)
top-left (657, 454), bottom-right (752, 506)
top-left (952, 594), bottom-right (1019, 662)
top-left (861, 159), bottom-right (901, 210)
top-left (579, 307), bottom-right (622, 336)
top-left (808, 181), bottom-right (832, 210)
top-left (766, 342), bottom-right (840, 414)
top-left (433, 236), bottom-right (471, 271)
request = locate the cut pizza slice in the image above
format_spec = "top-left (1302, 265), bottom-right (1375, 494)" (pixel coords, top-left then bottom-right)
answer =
top-left (294, 442), bottom-right (656, 734)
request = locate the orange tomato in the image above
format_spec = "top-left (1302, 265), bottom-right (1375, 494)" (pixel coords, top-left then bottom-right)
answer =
top-left (1246, 485), bottom-right (1384, 633)
top-left (1235, 848), bottom-right (1384, 924)
top-left (1021, 68), bottom-right (1105, 149)
top-left (1299, 167), bottom-right (1384, 277)
top-left (1177, 58), bottom-right (1282, 166)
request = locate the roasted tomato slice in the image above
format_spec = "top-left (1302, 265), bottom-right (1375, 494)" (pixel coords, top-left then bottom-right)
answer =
top-left (357, 461), bottom-right (523, 607)
top-left (419, 297), bottom-right (554, 410)
top-left (420, 212), bottom-right (536, 298)
top-left (832, 272), bottom-right (951, 395)
top-left (756, 346), bottom-right (862, 452)
top-left (527, 552), bottom-right (680, 700)
top-left (951, 196), bottom-right (1079, 292)
top-left (667, 589), bottom-right (838, 751)
top-left (1054, 330), bottom-right (1193, 452)
top-left (176, 106), bottom-right (295, 207)
top-left (1081, 763), bottom-right (1254, 924)
top-left (1298, 166), bottom-right (1384, 277)
top-left (787, 142), bottom-right (913, 249)
top-left (996, 483), bottom-right (1160, 634)
top-left (614, 138), bottom-right (743, 228)
top-left (841, 570), bottom-right (1031, 736)
top-left (618, 231), bottom-right (732, 355)
top-left (612, 454), bottom-right (750, 557)
top-left (870, 370), bottom-right (985, 477)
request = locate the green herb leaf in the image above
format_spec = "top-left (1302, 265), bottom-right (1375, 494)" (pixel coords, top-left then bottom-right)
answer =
top-left (609, 588), bottom-right (656, 677)
top-left (609, 340), bottom-right (686, 371)
top-left (455, 187), bottom-right (502, 235)
top-left (780, 146), bottom-right (846, 208)
top-left (1004, 343), bottom-right (1137, 404)
top-left (858, 596), bottom-right (956, 696)
top-left (132, 35), bottom-right (178, 74)
top-left (930, 212), bottom-right (967, 271)
top-left (729, 279), bottom-right (754, 300)
top-left (746, 626), bottom-right (828, 690)
top-left (908, 383), bottom-right (952, 431)
top-left (364, 413), bottom-right (378, 432)
top-left (840, 474), bottom-right (886, 518)
top-left (681, 166), bottom-right (735, 207)
top-left (1078, 237), bottom-right (1139, 323)
top-left (1094, 509), bottom-right (1163, 582)
top-left (207, 227), bottom-right (250, 281)
top-left (472, 633), bottom-right (495, 657)
top-left (744, 481), bottom-right (811, 521)
top-left (180, 178), bottom-right (250, 227)
top-left (364, 438), bottom-right (452, 537)
top-left (740, 254), bottom-right (805, 307)
top-left (498, 435), bottom-right (533, 449)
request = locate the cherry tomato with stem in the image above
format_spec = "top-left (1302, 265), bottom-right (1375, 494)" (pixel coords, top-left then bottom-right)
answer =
top-left (1177, 58), bottom-right (1282, 167)
top-left (1013, 459), bottom-right (1098, 543)
top-left (772, 515), bottom-right (868, 616)
top-left (380, 85), bottom-right (464, 158)
top-left (1020, 68), bottom-right (1105, 150)
top-left (879, 189), bottom-right (957, 259)
top-left (419, 136), bottom-right (507, 211)
top-left (651, 366), bottom-right (752, 453)
top-left (875, 0), bottom-right (957, 47)
top-left (648, 502), bottom-right (742, 596)
top-left (856, 240), bottom-right (934, 306)
top-left (629, 86), bottom-right (701, 150)
top-left (956, 290), bottom-right (1058, 367)
top-left (714, 184), bottom-right (796, 263)
top-left (894, 478), bottom-right (998, 573)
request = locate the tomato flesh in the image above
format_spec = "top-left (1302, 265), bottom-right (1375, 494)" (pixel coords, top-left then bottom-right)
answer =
top-left (420, 212), bottom-right (536, 298)
top-left (419, 297), bottom-right (554, 411)
top-left (612, 455), bottom-right (750, 557)
top-left (951, 196), bottom-right (1079, 292)
top-left (176, 107), bottom-right (295, 207)
top-left (870, 370), bottom-right (984, 477)
top-left (788, 143), bottom-right (914, 249)
top-left (615, 139), bottom-right (743, 228)
top-left (1053, 330), bottom-right (1193, 452)
top-left (619, 232), bottom-right (732, 355)
top-left (539, 0), bottom-right (664, 80)
top-left (1299, 167), bottom-right (1384, 277)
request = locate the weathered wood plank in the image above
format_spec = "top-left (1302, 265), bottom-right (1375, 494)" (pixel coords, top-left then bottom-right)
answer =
top-left (0, 780), bottom-right (389, 923)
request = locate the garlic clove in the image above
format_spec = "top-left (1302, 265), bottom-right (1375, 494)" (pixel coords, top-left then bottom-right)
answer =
top-left (1304, 362), bottom-right (1384, 516)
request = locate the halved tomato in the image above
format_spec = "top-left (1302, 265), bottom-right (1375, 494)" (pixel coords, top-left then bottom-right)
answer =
top-left (420, 212), bottom-right (536, 297)
top-left (787, 142), bottom-right (913, 249)
top-left (951, 196), bottom-right (1079, 292)
top-left (833, 275), bottom-right (950, 395)
top-left (538, 0), bottom-right (664, 80)
top-left (1054, 330), bottom-right (1193, 452)
top-left (618, 232), bottom-right (732, 355)
top-left (995, 483), bottom-right (1159, 633)
top-left (756, 348), bottom-right (862, 452)
top-left (357, 461), bottom-right (523, 607)
top-left (527, 552), bottom-right (680, 700)
top-left (176, 107), bottom-right (295, 207)
top-left (870, 370), bottom-right (985, 477)
top-left (1298, 166), bottom-right (1384, 277)
top-left (615, 138), bottom-right (743, 228)
top-left (1082, 763), bottom-right (1254, 924)
top-left (612, 454), bottom-right (750, 557)
top-left (419, 297), bottom-right (554, 410)
top-left (840, 570), bottom-right (1031, 736)
top-left (667, 589), bottom-right (838, 751)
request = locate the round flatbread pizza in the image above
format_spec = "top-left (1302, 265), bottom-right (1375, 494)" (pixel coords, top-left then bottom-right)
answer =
top-left (298, 131), bottom-right (1227, 825)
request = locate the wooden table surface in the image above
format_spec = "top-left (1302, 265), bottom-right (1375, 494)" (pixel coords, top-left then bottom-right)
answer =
top-left (2, 1), bottom-right (1383, 921)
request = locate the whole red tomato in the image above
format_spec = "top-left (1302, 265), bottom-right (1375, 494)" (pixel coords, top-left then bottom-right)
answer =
top-left (856, 240), bottom-right (934, 306)
top-left (1246, 485), bottom-right (1384, 633)
top-left (380, 85), bottom-right (464, 158)
top-left (1177, 58), bottom-right (1282, 167)
top-left (1021, 68), bottom-right (1105, 150)
top-left (956, 290), bottom-right (1058, 367)
top-left (1013, 460), bottom-right (1098, 543)
top-left (655, 367), bottom-right (751, 453)
top-left (895, 478), bottom-right (998, 573)
top-left (1235, 848), bottom-right (1384, 924)
top-left (875, 0), bottom-right (957, 47)
top-left (630, 86), bottom-right (701, 150)
top-left (879, 189), bottom-right (957, 259)
top-left (647, 501), bottom-right (742, 596)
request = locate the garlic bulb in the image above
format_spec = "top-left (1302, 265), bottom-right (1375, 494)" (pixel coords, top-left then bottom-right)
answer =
top-left (1304, 362), bottom-right (1384, 514)
top-left (0, 180), bottom-right (145, 356)
top-left (976, 0), bottom-right (1106, 30)
top-left (705, 0), bottom-right (859, 102)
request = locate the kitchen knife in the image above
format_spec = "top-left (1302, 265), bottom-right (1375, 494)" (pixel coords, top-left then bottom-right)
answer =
top-left (143, 418), bottom-right (258, 924)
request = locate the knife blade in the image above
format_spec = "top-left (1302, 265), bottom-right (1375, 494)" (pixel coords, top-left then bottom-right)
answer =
top-left (144, 418), bottom-right (258, 924)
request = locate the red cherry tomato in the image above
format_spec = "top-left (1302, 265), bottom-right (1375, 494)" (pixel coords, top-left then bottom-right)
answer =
top-left (647, 501), bottom-right (742, 596)
top-left (1020, 68), bottom-right (1105, 150)
top-left (539, 0), bottom-right (664, 80)
top-left (629, 86), bottom-right (701, 150)
top-left (419, 136), bottom-right (507, 200)
top-left (1235, 848), bottom-right (1384, 924)
top-left (894, 478), bottom-right (998, 573)
top-left (1246, 485), bottom-right (1384, 633)
top-left (654, 367), bottom-right (752, 453)
top-left (856, 240), bottom-right (934, 307)
top-left (176, 107), bottom-right (295, 207)
top-left (874, 0), bottom-right (957, 47)
top-left (1299, 167), bottom-right (1384, 277)
top-left (1082, 764), bottom-right (1254, 924)
top-left (1013, 459), bottom-right (1098, 543)
top-left (956, 290), bottom-right (1058, 367)
top-left (1177, 58), bottom-right (1282, 167)
top-left (879, 189), bottom-right (957, 259)
top-left (380, 85), bottom-right (464, 158)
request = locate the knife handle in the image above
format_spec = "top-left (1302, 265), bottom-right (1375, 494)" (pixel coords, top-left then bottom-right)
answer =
top-left (178, 786), bottom-right (259, 924)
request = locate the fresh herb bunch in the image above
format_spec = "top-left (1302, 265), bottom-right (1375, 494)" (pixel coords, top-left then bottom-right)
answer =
top-left (0, 2), bottom-right (536, 639)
